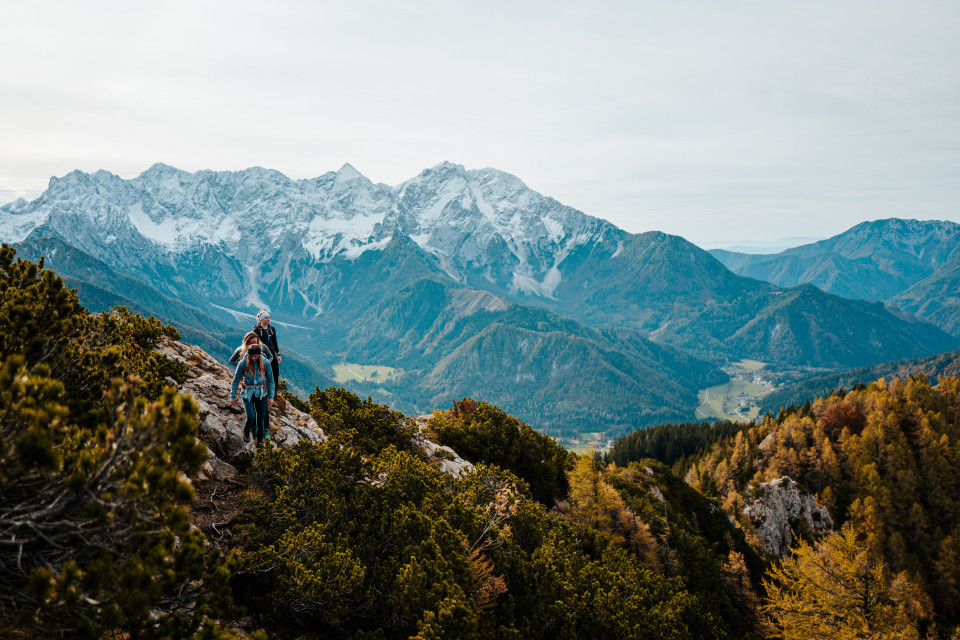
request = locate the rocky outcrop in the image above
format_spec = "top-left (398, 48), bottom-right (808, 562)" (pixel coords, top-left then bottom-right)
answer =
top-left (156, 339), bottom-right (325, 481)
top-left (411, 415), bottom-right (474, 477)
top-left (157, 340), bottom-right (475, 483)
top-left (743, 476), bottom-right (832, 556)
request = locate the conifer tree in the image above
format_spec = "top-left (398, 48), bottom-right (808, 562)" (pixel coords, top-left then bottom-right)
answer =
top-left (763, 523), bottom-right (923, 640)
top-left (0, 247), bottom-right (238, 639)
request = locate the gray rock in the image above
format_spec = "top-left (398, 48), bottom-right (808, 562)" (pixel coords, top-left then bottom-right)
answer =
top-left (155, 339), bottom-right (326, 469)
top-left (199, 454), bottom-right (238, 482)
top-left (743, 476), bottom-right (833, 556)
top-left (411, 415), bottom-right (474, 478)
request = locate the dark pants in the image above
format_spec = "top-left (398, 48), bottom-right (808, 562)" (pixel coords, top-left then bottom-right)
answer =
top-left (243, 395), bottom-right (269, 444)
top-left (269, 358), bottom-right (280, 386)
top-left (265, 359), bottom-right (279, 432)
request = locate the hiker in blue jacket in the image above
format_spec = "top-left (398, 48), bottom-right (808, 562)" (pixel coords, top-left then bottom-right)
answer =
top-left (230, 343), bottom-right (275, 446)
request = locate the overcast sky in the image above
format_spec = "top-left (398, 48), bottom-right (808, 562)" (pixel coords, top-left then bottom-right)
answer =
top-left (1, 0), bottom-right (958, 248)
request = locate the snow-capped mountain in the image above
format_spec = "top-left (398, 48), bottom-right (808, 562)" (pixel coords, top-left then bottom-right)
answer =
top-left (1, 161), bottom-right (617, 304)
top-left (3, 162), bottom-right (957, 372)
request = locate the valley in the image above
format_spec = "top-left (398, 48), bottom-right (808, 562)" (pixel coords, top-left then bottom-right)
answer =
top-left (3, 165), bottom-right (959, 441)
top-left (695, 359), bottom-right (773, 422)
top-left (556, 431), bottom-right (612, 455)
top-left (331, 362), bottom-right (403, 384)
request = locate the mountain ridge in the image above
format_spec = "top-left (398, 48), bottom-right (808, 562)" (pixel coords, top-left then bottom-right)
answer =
top-left (4, 163), bottom-right (958, 436)
top-left (711, 218), bottom-right (960, 336)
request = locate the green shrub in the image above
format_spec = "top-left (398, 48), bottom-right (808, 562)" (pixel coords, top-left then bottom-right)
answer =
top-left (0, 246), bottom-right (239, 639)
top-left (231, 438), bottom-right (739, 639)
top-left (308, 386), bottom-right (414, 454)
top-left (429, 398), bottom-right (572, 506)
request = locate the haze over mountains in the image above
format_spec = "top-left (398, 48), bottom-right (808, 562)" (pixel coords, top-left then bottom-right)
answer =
top-left (2, 162), bottom-right (957, 437)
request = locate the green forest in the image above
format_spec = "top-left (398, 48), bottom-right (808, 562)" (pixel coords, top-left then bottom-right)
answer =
top-left (2, 245), bottom-right (960, 639)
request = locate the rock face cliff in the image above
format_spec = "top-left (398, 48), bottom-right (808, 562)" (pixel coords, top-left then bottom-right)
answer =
top-left (743, 476), bottom-right (833, 556)
top-left (155, 338), bottom-right (472, 480)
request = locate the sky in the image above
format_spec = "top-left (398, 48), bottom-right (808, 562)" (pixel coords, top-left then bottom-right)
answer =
top-left (1, 1), bottom-right (958, 249)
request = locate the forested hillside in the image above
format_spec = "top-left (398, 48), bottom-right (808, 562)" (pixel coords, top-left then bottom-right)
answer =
top-left (606, 420), bottom-right (748, 469)
top-left (5, 245), bottom-right (960, 639)
top-left (760, 348), bottom-right (960, 414)
top-left (0, 246), bottom-right (766, 638)
top-left (711, 219), bottom-right (960, 338)
top-left (686, 377), bottom-right (960, 635)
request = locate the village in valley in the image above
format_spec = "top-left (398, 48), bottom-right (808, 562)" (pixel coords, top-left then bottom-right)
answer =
top-left (696, 359), bottom-right (775, 423)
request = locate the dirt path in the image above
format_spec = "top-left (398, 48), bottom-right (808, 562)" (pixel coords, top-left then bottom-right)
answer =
top-left (696, 388), bottom-right (711, 418)
top-left (190, 478), bottom-right (245, 546)
top-left (345, 363), bottom-right (367, 381)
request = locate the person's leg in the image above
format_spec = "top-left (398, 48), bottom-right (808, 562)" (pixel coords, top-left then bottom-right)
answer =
top-left (265, 359), bottom-right (279, 436)
top-left (254, 395), bottom-right (268, 445)
top-left (242, 397), bottom-right (256, 443)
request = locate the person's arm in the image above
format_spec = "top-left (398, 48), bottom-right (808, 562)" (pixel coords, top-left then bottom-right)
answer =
top-left (228, 347), bottom-right (242, 366)
top-left (230, 360), bottom-right (244, 405)
top-left (273, 327), bottom-right (281, 363)
top-left (265, 359), bottom-right (275, 404)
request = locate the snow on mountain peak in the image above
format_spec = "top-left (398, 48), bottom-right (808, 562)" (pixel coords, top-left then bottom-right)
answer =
top-left (335, 163), bottom-right (363, 183)
top-left (3, 197), bottom-right (29, 213)
top-left (141, 162), bottom-right (180, 176)
top-left (1, 162), bottom-right (624, 290)
top-left (430, 161), bottom-right (465, 173)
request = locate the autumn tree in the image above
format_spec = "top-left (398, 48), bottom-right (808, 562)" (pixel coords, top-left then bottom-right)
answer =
top-left (565, 455), bottom-right (658, 564)
top-left (763, 523), bottom-right (925, 640)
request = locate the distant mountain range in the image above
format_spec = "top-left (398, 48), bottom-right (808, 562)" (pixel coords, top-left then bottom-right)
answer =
top-left (711, 218), bottom-right (960, 337)
top-left (2, 163), bottom-right (957, 437)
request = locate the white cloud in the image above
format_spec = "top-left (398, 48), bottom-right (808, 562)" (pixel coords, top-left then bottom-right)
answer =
top-left (1, 0), bottom-right (958, 246)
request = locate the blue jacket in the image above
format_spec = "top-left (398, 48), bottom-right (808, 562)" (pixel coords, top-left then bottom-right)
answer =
top-left (230, 356), bottom-right (275, 400)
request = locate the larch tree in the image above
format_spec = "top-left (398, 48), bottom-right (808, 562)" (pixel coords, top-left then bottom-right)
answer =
top-left (763, 522), bottom-right (922, 640)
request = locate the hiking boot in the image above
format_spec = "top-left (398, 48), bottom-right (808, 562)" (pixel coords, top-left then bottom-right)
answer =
top-left (243, 431), bottom-right (251, 444)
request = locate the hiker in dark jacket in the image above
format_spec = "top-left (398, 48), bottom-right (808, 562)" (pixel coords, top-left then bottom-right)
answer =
top-left (228, 331), bottom-right (273, 370)
top-left (230, 344), bottom-right (275, 446)
top-left (253, 310), bottom-right (281, 384)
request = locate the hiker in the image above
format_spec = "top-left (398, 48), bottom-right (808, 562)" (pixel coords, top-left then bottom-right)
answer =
top-left (253, 310), bottom-right (281, 384)
top-left (230, 343), bottom-right (275, 446)
top-left (228, 331), bottom-right (273, 369)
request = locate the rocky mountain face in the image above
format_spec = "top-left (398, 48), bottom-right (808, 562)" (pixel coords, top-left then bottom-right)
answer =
top-left (3, 164), bottom-right (958, 436)
top-left (711, 219), bottom-right (960, 336)
top-left (1, 162), bottom-right (615, 312)
top-left (156, 338), bottom-right (327, 481)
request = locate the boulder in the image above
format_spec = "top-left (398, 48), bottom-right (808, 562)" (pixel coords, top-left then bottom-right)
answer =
top-left (411, 415), bottom-right (474, 477)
